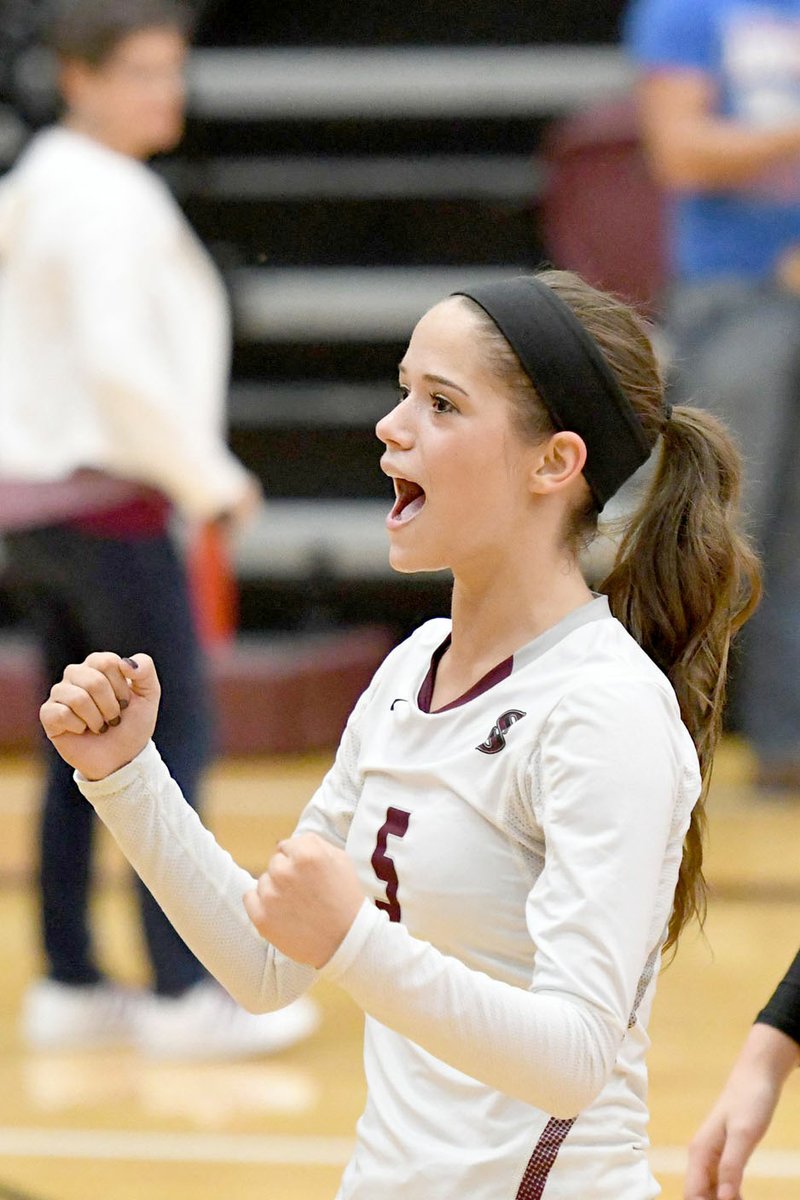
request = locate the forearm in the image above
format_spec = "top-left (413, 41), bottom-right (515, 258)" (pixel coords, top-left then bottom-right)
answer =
top-left (685, 1020), bottom-right (798, 1197)
top-left (645, 115), bottom-right (800, 191)
top-left (736, 1022), bottom-right (800, 1089)
top-left (637, 74), bottom-right (800, 191)
top-left (77, 742), bottom-right (316, 1011)
top-left (321, 901), bottom-right (619, 1119)
top-left (93, 375), bottom-right (250, 519)
top-left (68, 232), bottom-right (249, 520)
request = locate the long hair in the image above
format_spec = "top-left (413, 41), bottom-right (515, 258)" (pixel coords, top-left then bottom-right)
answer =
top-left (462, 269), bottom-right (761, 953)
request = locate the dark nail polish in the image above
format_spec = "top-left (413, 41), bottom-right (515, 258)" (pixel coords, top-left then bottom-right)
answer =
top-left (99, 723), bottom-right (109, 734)
top-left (122, 657), bottom-right (138, 669)
top-left (109, 716), bottom-right (121, 727)
top-left (119, 698), bottom-right (129, 710)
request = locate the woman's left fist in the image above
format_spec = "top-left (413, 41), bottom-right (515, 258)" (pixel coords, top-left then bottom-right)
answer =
top-left (243, 833), bottom-right (365, 968)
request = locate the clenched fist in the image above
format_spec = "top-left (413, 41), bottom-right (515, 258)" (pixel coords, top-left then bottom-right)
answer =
top-left (40, 652), bottom-right (161, 781)
top-left (243, 833), bottom-right (365, 968)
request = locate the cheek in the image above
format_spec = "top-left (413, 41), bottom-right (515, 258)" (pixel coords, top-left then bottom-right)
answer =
top-left (145, 93), bottom-right (182, 121)
top-left (439, 449), bottom-right (509, 514)
top-left (104, 86), bottom-right (146, 130)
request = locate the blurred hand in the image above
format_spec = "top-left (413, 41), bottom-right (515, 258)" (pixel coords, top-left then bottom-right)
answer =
top-left (218, 472), bottom-right (263, 533)
top-left (685, 1024), bottom-right (800, 1200)
top-left (243, 833), bottom-right (365, 968)
top-left (39, 652), bottom-right (161, 781)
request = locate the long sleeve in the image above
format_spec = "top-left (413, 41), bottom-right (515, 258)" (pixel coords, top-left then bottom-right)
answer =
top-left (322, 899), bottom-right (615, 1119)
top-left (65, 198), bottom-right (249, 519)
top-left (77, 741), bottom-right (315, 1011)
top-left (75, 671), bottom-right (377, 1011)
top-left (320, 678), bottom-right (693, 1119)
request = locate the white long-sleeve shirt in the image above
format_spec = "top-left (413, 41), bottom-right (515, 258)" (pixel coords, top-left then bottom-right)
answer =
top-left (0, 126), bottom-right (249, 519)
top-left (77, 597), bottom-right (701, 1198)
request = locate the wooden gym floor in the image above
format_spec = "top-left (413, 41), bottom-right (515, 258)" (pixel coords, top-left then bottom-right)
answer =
top-left (0, 738), bottom-right (796, 1200)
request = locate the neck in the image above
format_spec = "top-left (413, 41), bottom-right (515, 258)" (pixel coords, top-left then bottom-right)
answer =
top-left (63, 114), bottom-right (145, 160)
top-left (447, 544), bottom-right (594, 678)
top-left (428, 546), bottom-right (593, 712)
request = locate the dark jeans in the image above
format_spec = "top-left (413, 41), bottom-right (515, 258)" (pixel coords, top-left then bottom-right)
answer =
top-left (665, 281), bottom-right (800, 763)
top-left (5, 526), bottom-right (211, 996)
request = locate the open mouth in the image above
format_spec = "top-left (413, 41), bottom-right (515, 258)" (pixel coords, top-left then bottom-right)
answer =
top-left (389, 478), bottom-right (427, 526)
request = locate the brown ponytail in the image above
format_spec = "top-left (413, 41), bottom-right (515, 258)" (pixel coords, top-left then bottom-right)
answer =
top-left (462, 269), bottom-right (761, 953)
top-left (603, 403), bottom-right (760, 951)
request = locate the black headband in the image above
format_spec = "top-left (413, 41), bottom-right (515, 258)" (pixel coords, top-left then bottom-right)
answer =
top-left (453, 276), bottom-right (652, 509)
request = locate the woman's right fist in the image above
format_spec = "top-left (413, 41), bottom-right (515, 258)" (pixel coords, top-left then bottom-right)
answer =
top-left (40, 652), bottom-right (161, 781)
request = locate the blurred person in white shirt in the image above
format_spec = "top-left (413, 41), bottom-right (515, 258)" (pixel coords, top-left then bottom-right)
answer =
top-left (0, 0), bottom-right (318, 1060)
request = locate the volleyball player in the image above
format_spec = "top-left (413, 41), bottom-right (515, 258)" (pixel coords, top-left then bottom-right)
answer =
top-left (40, 271), bottom-right (759, 1197)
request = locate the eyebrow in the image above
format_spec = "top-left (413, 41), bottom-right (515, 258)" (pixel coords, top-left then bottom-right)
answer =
top-left (397, 364), bottom-right (470, 397)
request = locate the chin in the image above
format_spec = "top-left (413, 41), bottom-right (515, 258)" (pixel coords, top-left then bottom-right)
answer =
top-left (146, 117), bottom-right (184, 155)
top-left (159, 130), bottom-right (184, 153)
top-left (387, 542), bottom-right (448, 576)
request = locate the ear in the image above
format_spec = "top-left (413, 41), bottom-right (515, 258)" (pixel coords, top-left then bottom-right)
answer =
top-left (527, 431), bottom-right (588, 498)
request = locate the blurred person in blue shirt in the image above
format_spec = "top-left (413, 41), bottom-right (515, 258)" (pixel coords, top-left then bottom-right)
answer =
top-left (627, 0), bottom-right (800, 792)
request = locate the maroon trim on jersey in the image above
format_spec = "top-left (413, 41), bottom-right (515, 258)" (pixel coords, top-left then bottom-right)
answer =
top-left (514, 1117), bottom-right (576, 1200)
top-left (417, 633), bottom-right (514, 714)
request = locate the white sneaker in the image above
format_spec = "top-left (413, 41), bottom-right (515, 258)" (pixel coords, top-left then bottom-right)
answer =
top-left (134, 981), bottom-right (320, 1061)
top-left (21, 978), bottom-right (142, 1051)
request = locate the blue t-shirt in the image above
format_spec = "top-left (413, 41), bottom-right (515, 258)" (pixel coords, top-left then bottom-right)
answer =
top-left (625, 0), bottom-right (800, 281)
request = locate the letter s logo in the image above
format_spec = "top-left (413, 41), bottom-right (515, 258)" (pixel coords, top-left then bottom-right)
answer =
top-left (476, 709), bottom-right (526, 755)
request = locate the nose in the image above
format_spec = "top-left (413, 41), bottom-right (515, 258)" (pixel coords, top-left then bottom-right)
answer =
top-left (376, 396), bottom-right (414, 449)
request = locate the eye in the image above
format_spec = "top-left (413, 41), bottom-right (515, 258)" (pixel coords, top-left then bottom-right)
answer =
top-left (431, 394), bottom-right (456, 414)
top-left (397, 384), bottom-right (410, 402)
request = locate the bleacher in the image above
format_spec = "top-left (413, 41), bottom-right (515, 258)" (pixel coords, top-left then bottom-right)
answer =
top-left (0, 0), bottom-right (639, 750)
top-left (168, 7), bottom-right (634, 635)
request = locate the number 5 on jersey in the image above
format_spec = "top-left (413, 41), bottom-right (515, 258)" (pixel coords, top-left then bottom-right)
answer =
top-left (371, 807), bottom-right (411, 923)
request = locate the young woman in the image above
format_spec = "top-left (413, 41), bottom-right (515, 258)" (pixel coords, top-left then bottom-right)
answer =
top-left (40, 270), bottom-right (759, 1198)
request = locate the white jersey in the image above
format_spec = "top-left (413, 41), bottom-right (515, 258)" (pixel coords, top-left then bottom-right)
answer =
top-left (78, 596), bottom-right (701, 1199)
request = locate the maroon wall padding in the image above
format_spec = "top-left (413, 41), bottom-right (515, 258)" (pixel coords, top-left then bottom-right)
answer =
top-left (0, 637), bottom-right (44, 752)
top-left (210, 627), bottom-right (394, 755)
top-left (539, 97), bottom-right (667, 315)
top-left (0, 627), bottom-right (394, 756)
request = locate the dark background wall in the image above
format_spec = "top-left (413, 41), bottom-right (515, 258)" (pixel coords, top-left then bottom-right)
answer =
top-left (0, 0), bottom-right (635, 644)
top-left (194, 1), bottom-right (628, 47)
